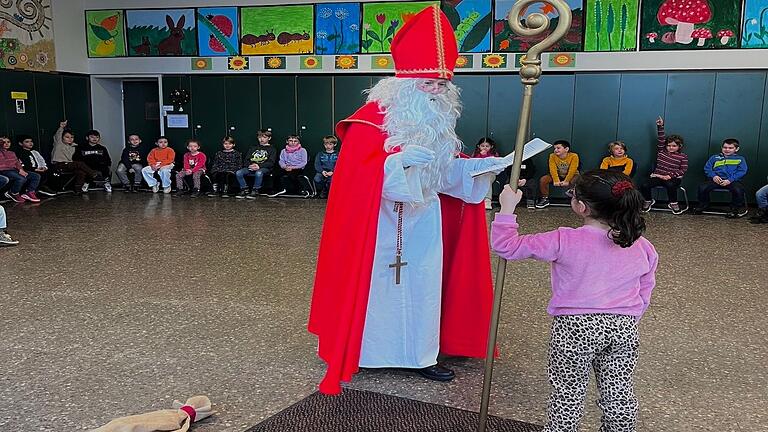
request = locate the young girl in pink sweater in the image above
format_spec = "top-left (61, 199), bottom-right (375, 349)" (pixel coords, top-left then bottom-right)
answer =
top-left (491, 169), bottom-right (658, 432)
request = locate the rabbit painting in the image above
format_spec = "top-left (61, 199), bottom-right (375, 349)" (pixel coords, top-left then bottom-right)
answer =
top-left (158, 14), bottom-right (185, 55)
top-left (133, 36), bottom-right (151, 56)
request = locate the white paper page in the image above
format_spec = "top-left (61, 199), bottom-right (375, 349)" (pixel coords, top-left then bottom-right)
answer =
top-left (470, 138), bottom-right (552, 177)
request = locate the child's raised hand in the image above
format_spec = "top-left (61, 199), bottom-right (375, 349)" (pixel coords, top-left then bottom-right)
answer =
top-left (656, 116), bottom-right (664, 126)
top-left (59, 120), bottom-right (67, 128)
top-left (499, 185), bottom-right (523, 215)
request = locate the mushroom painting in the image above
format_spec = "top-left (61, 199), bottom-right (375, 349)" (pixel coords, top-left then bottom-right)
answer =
top-left (690, 27), bottom-right (712, 45)
top-left (656, 0), bottom-right (712, 44)
top-left (641, 0), bottom-right (742, 50)
top-left (717, 29), bottom-right (734, 44)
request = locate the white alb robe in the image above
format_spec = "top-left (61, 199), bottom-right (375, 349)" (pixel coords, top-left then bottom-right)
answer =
top-left (358, 153), bottom-right (495, 368)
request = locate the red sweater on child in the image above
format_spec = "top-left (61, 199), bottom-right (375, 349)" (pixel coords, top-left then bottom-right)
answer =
top-left (183, 152), bottom-right (207, 172)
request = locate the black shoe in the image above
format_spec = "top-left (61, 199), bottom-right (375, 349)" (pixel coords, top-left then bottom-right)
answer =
top-left (122, 184), bottom-right (131, 193)
top-left (750, 214), bottom-right (768, 224)
top-left (690, 207), bottom-right (706, 215)
top-left (416, 364), bottom-right (455, 382)
top-left (190, 189), bottom-right (200, 198)
top-left (37, 187), bottom-right (57, 197)
top-left (246, 190), bottom-right (259, 200)
top-left (221, 185), bottom-right (230, 198)
top-left (236, 190), bottom-right (249, 199)
top-left (207, 191), bottom-right (219, 197)
top-left (535, 197), bottom-right (550, 209)
top-left (173, 190), bottom-right (187, 197)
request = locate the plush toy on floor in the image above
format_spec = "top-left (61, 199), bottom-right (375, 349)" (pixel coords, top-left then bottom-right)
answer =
top-left (90, 395), bottom-right (214, 432)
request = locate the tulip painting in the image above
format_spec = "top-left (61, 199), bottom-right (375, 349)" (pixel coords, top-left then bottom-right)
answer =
top-left (315, 3), bottom-right (361, 54)
top-left (361, 1), bottom-right (439, 53)
top-left (742, 0), bottom-right (768, 48)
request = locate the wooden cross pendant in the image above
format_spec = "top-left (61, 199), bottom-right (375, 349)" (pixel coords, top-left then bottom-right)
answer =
top-left (389, 254), bottom-right (408, 285)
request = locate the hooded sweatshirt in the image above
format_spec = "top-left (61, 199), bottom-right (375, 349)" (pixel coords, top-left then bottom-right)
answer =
top-left (279, 145), bottom-right (307, 169)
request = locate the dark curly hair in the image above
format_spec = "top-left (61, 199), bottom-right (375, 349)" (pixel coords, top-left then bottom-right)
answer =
top-left (572, 169), bottom-right (646, 248)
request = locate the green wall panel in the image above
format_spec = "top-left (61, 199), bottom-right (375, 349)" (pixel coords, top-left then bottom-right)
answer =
top-left (123, 81), bottom-right (161, 150)
top-left (531, 75), bottom-right (575, 178)
top-left (572, 73), bottom-right (621, 173)
top-left (62, 75), bottom-right (92, 141)
top-left (333, 76), bottom-right (372, 127)
top-left (191, 75), bottom-right (227, 156)
top-left (709, 72), bottom-right (766, 193)
top-left (617, 73), bottom-right (668, 180)
top-left (225, 76), bottom-right (261, 147)
top-left (488, 75), bottom-right (523, 156)
top-left (453, 75), bottom-right (489, 152)
top-left (3, 71), bottom-right (37, 143)
top-left (261, 76), bottom-right (297, 142)
top-left (297, 76), bottom-right (334, 156)
top-left (758, 77), bottom-right (768, 187)
top-left (33, 73), bottom-right (64, 159)
top-left (664, 72), bottom-right (716, 191)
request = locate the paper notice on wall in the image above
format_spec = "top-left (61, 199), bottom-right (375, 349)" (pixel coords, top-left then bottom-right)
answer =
top-left (470, 138), bottom-right (552, 177)
top-left (166, 114), bottom-right (189, 128)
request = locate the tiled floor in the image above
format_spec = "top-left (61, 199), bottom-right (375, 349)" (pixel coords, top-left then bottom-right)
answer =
top-left (1, 193), bottom-right (765, 431)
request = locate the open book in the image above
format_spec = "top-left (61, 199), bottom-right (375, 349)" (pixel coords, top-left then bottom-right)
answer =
top-left (470, 138), bottom-right (552, 177)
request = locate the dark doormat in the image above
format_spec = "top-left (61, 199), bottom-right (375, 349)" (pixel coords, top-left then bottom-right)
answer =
top-left (245, 388), bottom-right (541, 432)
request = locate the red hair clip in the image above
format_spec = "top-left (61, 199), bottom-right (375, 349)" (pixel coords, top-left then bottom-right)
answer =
top-left (611, 180), bottom-right (634, 197)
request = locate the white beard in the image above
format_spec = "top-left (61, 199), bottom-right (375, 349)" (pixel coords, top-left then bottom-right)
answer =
top-left (366, 78), bottom-right (463, 198)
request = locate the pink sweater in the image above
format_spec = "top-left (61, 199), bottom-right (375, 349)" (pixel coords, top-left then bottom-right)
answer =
top-left (491, 214), bottom-right (658, 317)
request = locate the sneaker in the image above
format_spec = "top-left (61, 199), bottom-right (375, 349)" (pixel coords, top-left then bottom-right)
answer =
top-left (190, 189), bottom-right (200, 198)
top-left (749, 213), bottom-right (768, 224)
top-left (122, 184), bottom-right (131, 193)
top-left (4, 192), bottom-right (24, 203)
top-left (267, 189), bottom-right (287, 198)
top-left (221, 185), bottom-right (230, 198)
top-left (535, 197), bottom-right (550, 209)
top-left (484, 198), bottom-right (492, 210)
top-left (246, 190), bottom-right (259, 200)
top-left (207, 190), bottom-right (219, 197)
top-left (151, 184), bottom-right (160, 193)
top-left (0, 231), bottom-right (18, 246)
top-left (302, 190), bottom-right (312, 198)
top-left (103, 182), bottom-right (112, 193)
top-left (668, 202), bottom-right (683, 215)
top-left (21, 191), bottom-right (40, 203)
top-left (526, 199), bottom-right (536, 209)
top-left (37, 187), bottom-right (57, 197)
top-left (642, 199), bottom-right (655, 213)
top-left (749, 208), bottom-right (767, 221)
top-left (236, 190), bottom-right (249, 199)
top-left (163, 186), bottom-right (172, 194)
top-left (81, 183), bottom-right (90, 193)
top-left (173, 189), bottom-right (187, 197)
top-left (132, 184), bottom-right (141, 193)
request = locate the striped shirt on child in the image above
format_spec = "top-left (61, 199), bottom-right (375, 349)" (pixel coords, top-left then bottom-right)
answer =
top-left (652, 125), bottom-right (688, 178)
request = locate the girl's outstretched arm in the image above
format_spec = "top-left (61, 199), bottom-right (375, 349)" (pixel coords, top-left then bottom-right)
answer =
top-left (491, 186), bottom-right (561, 262)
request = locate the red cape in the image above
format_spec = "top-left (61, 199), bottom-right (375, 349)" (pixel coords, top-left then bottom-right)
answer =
top-left (308, 102), bottom-right (495, 395)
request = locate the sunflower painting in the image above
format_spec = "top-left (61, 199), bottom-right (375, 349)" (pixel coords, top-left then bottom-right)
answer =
top-left (361, 1), bottom-right (440, 53)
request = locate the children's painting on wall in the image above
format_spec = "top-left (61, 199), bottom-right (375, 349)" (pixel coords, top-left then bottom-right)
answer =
top-left (742, 0), bottom-right (768, 48)
top-left (494, 0), bottom-right (584, 52)
top-left (126, 9), bottom-right (197, 56)
top-left (640, 0), bottom-right (741, 49)
top-left (361, 1), bottom-right (440, 53)
top-left (442, 0), bottom-right (492, 52)
top-left (197, 7), bottom-right (238, 56)
top-left (315, 3), bottom-right (361, 55)
top-left (86, 10), bottom-right (125, 57)
top-left (585, 0), bottom-right (639, 51)
top-left (0, 0), bottom-right (55, 70)
top-left (241, 5), bottom-right (314, 55)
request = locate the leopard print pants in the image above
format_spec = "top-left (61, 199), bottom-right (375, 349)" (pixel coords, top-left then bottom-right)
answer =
top-left (543, 314), bottom-right (639, 432)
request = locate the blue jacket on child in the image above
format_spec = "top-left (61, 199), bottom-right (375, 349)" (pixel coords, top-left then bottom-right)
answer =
top-left (315, 150), bottom-right (339, 173)
top-left (704, 154), bottom-right (747, 182)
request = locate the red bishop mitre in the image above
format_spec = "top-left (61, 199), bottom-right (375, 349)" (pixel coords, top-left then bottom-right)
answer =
top-left (390, 4), bottom-right (458, 80)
